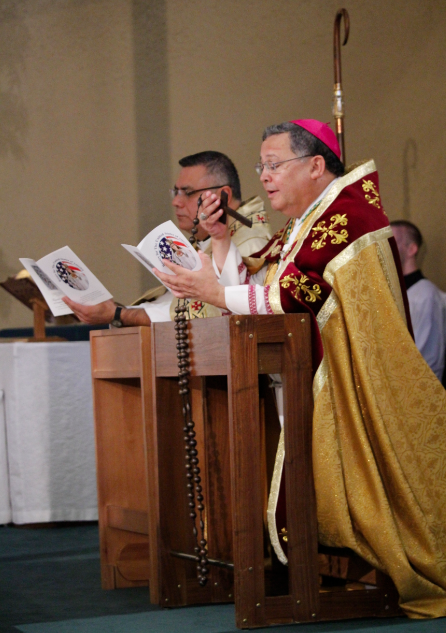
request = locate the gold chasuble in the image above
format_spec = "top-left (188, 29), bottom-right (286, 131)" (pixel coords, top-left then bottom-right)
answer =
top-left (254, 160), bottom-right (446, 619)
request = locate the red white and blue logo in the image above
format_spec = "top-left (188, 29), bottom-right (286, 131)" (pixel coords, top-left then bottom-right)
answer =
top-left (53, 259), bottom-right (89, 291)
top-left (158, 235), bottom-right (189, 262)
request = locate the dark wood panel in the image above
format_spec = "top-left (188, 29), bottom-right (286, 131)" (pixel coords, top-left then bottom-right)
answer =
top-left (257, 343), bottom-right (282, 374)
top-left (264, 595), bottom-right (294, 624)
top-left (319, 587), bottom-right (382, 619)
top-left (252, 315), bottom-right (286, 343)
top-left (155, 375), bottom-right (203, 606)
top-left (227, 317), bottom-right (266, 629)
top-left (282, 314), bottom-right (319, 622)
top-left (203, 376), bottom-right (232, 564)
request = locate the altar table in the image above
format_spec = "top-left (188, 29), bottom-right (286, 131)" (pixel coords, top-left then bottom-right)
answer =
top-left (0, 342), bottom-right (98, 524)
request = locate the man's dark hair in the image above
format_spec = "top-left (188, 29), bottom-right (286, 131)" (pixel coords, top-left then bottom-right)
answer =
top-left (179, 151), bottom-right (242, 200)
top-left (262, 122), bottom-right (345, 177)
top-left (390, 220), bottom-right (423, 248)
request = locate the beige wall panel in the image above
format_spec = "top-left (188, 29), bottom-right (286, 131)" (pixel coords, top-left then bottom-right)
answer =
top-left (0, 0), bottom-right (141, 329)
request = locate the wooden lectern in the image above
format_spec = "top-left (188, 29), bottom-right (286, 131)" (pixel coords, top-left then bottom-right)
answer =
top-left (90, 315), bottom-right (400, 629)
top-left (0, 274), bottom-right (68, 341)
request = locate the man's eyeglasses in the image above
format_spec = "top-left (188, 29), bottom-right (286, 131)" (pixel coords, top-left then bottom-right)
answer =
top-left (254, 154), bottom-right (313, 175)
top-left (169, 184), bottom-right (230, 199)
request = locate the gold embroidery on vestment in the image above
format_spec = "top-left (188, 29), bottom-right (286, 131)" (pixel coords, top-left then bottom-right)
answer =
top-left (280, 273), bottom-right (322, 302)
top-left (362, 179), bottom-right (381, 208)
top-left (311, 214), bottom-right (349, 251)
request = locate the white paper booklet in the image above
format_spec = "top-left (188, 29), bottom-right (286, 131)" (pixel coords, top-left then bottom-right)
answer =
top-left (19, 246), bottom-right (113, 317)
top-left (122, 220), bottom-right (202, 284)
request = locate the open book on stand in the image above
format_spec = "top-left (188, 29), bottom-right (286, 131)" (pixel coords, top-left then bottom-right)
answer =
top-left (19, 246), bottom-right (112, 317)
top-left (122, 220), bottom-right (202, 286)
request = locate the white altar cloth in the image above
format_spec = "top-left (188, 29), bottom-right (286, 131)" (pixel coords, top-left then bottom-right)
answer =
top-left (0, 342), bottom-right (98, 524)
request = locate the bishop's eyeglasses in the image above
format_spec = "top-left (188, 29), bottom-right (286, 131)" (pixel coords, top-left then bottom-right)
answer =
top-left (254, 154), bottom-right (313, 175)
top-left (169, 184), bottom-right (230, 199)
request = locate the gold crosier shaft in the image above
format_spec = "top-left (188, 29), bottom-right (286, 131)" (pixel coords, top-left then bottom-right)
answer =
top-left (333, 8), bottom-right (350, 164)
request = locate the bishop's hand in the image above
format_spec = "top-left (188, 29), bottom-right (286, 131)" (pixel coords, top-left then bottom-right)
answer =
top-left (198, 191), bottom-right (229, 240)
top-left (154, 252), bottom-right (226, 309)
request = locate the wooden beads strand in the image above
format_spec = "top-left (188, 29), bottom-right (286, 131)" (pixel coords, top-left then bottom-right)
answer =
top-left (173, 196), bottom-right (209, 586)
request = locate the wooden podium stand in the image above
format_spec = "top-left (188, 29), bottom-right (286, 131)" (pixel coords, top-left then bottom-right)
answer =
top-left (90, 315), bottom-right (400, 629)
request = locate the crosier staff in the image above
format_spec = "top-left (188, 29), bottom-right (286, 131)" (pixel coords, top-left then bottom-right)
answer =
top-left (333, 8), bottom-right (350, 164)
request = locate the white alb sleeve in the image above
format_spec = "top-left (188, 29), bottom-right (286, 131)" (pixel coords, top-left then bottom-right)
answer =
top-left (131, 291), bottom-right (173, 323)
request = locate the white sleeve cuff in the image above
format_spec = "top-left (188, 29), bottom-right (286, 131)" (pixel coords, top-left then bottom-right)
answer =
top-left (224, 285), bottom-right (250, 314)
top-left (225, 284), bottom-right (270, 315)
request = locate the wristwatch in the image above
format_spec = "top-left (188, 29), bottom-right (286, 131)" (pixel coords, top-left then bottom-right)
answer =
top-left (110, 306), bottom-right (124, 328)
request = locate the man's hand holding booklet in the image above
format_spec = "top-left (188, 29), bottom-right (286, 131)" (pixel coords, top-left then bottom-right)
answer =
top-left (20, 246), bottom-right (113, 317)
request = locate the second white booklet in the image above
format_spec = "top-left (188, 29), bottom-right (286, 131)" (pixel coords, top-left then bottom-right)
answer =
top-left (122, 220), bottom-right (202, 281)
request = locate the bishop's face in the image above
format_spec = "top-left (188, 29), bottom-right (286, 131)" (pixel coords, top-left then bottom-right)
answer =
top-left (171, 165), bottom-right (216, 240)
top-left (259, 133), bottom-right (314, 219)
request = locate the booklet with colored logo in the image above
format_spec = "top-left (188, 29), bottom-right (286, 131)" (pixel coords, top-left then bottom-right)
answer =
top-left (19, 246), bottom-right (113, 317)
top-left (122, 220), bottom-right (202, 285)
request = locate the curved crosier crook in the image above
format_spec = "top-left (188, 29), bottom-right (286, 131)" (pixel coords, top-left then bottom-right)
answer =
top-left (333, 8), bottom-right (350, 164)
